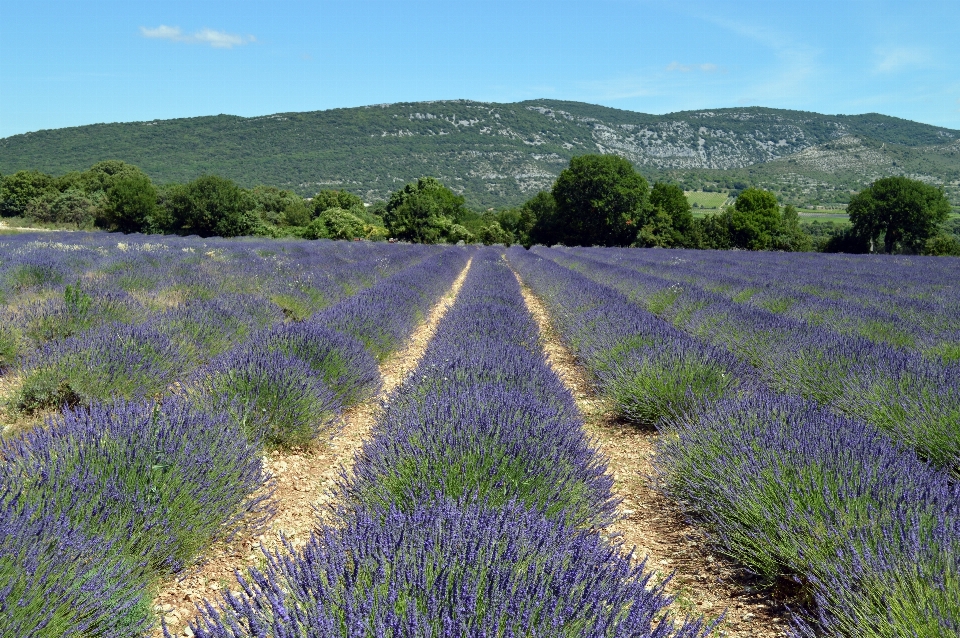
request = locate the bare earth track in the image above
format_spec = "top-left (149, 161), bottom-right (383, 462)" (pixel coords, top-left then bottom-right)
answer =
top-left (512, 267), bottom-right (792, 638)
top-left (152, 260), bottom-right (472, 637)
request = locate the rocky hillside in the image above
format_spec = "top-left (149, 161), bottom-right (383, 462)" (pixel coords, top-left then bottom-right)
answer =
top-left (2, 99), bottom-right (958, 208)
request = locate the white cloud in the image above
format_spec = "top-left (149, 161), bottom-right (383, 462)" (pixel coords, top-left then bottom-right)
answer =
top-left (665, 62), bottom-right (721, 73)
top-left (140, 25), bottom-right (255, 49)
top-left (689, 12), bottom-right (820, 104)
top-left (873, 47), bottom-right (929, 74)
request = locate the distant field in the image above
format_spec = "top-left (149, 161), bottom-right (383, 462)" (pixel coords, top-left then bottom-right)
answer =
top-left (797, 209), bottom-right (848, 221)
top-left (685, 191), bottom-right (730, 209)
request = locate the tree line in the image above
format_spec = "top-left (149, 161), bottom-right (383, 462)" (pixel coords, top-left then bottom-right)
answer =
top-left (1, 156), bottom-right (956, 255)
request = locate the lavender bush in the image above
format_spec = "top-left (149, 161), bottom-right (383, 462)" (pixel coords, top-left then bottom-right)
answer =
top-left (0, 493), bottom-right (153, 636)
top-left (319, 248), bottom-right (469, 360)
top-left (652, 392), bottom-right (960, 636)
top-left (0, 399), bottom-right (271, 574)
top-left (185, 499), bottom-right (713, 638)
top-left (16, 322), bottom-right (190, 412)
top-left (536, 246), bottom-right (960, 470)
top-left (508, 247), bottom-right (753, 427)
top-left (254, 321), bottom-right (381, 407)
top-left (152, 294), bottom-right (284, 364)
top-left (187, 347), bottom-right (342, 449)
top-left (345, 252), bottom-right (616, 528)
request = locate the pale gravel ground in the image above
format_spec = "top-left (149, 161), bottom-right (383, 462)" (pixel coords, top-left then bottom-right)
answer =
top-left (152, 259), bottom-right (473, 637)
top-left (512, 266), bottom-right (794, 638)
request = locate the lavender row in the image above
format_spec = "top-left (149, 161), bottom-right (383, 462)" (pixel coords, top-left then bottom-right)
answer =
top-left (185, 249), bottom-right (712, 637)
top-left (507, 246), bottom-right (755, 427)
top-left (577, 244), bottom-right (960, 310)
top-left (0, 400), bottom-right (269, 635)
top-left (568, 246), bottom-right (960, 361)
top-left (538, 246), bottom-right (960, 471)
top-left (0, 244), bottom-right (467, 635)
top-left (658, 395), bottom-right (960, 638)
top-left (1, 233), bottom-right (436, 374)
top-left (183, 246), bottom-right (470, 449)
top-left (8, 241), bottom-right (439, 414)
top-left (511, 246), bottom-right (960, 636)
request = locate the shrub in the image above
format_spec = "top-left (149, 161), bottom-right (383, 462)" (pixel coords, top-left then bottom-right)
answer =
top-left (653, 393), bottom-right (960, 635)
top-left (255, 322), bottom-right (380, 407)
top-left (152, 294), bottom-right (284, 365)
top-left (595, 342), bottom-right (751, 426)
top-left (0, 399), bottom-right (271, 575)
top-left (187, 348), bottom-right (341, 449)
top-left (0, 494), bottom-right (153, 636)
top-left (186, 500), bottom-right (713, 638)
top-left (347, 383), bottom-right (614, 528)
top-left (16, 322), bottom-right (189, 412)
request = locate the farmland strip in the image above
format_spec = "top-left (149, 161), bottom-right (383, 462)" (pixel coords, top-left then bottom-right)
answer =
top-left (511, 265), bottom-right (789, 637)
top-left (184, 248), bottom-right (712, 637)
top-left (537, 245), bottom-right (960, 472)
top-left (152, 252), bottom-right (471, 636)
top-left (564, 245), bottom-right (960, 359)
top-left (0, 240), bottom-right (458, 637)
top-left (509, 246), bottom-right (960, 637)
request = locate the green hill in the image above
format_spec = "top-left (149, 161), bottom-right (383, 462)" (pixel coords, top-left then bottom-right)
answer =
top-left (2, 99), bottom-right (959, 209)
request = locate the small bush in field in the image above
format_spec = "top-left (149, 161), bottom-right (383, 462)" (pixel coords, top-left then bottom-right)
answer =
top-left (16, 322), bottom-right (189, 412)
top-left (187, 348), bottom-right (341, 449)
top-left (0, 495), bottom-right (153, 636)
top-left (0, 399), bottom-right (271, 575)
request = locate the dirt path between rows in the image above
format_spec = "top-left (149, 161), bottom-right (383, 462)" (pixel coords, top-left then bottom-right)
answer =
top-left (153, 260), bottom-right (472, 637)
top-left (512, 269), bottom-right (792, 638)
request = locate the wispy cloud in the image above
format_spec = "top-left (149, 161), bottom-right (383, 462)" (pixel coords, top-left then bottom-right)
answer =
top-left (665, 62), bottom-right (722, 73)
top-left (140, 25), bottom-right (255, 49)
top-left (687, 12), bottom-right (820, 105)
top-left (873, 46), bottom-right (929, 74)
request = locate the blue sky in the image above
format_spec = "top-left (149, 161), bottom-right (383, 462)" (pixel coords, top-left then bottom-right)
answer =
top-left (1, 0), bottom-right (959, 138)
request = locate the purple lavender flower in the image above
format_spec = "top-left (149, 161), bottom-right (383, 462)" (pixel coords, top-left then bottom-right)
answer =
top-left (186, 499), bottom-right (714, 638)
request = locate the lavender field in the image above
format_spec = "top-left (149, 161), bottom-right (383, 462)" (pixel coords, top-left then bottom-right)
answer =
top-left (1, 232), bottom-right (958, 637)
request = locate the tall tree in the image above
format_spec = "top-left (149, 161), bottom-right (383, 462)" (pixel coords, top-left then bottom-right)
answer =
top-left (550, 155), bottom-right (648, 246)
top-left (847, 176), bottom-right (951, 253)
top-left (167, 175), bottom-right (257, 238)
top-left (647, 182), bottom-right (695, 246)
top-left (0, 170), bottom-right (56, 217)
top-left (525, 192), bottom-right (559, 246)
top-left (311, 189), bottom-right (365, 216)
top-left (728, 188), bottom-right (782, 250)
top-left (383, 177), bottom-right (464, 242)
top-left (103, 171), bottom-right (158, 233)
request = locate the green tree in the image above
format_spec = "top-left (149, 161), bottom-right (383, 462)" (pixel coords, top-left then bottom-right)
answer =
top-left (772, 204), bottom-right (813, 252)
top-left (650, 184), bottom-right (692, 232)
top-left (847, 176), bottom-right (952, 254)
top-left (448, 224), bottom-right (474, 244)
top-left (102, 171), bottom-right (159, 233)
top-left (694, 213), bottom-right (733, 250)
top-left (0, 170), bottom-right (56, 217)
top-left (250, 186), bottom-right (310, 227)
top-left (550, 155), bottom-right (648, 246)
top-left (311, 189), bottom-right (365, 217)
top-left (167, 175), bottom-right (256, 238)
top-left (383, 178), bottom-right (464, 243)
top-left (308, 207), bottom-right (367, 240)
top-left (646, 182), bottom-right (696, 247)
top-left (634, 208), bottom-right (675, 248)
top-left (27, 189), bottom-right (98, 227)
top-left (924, 233), bottom-right (960, 256)
top-left (525, 192), bottom-right (559, 246)
top-left (728, 188), bottom-right (782, 250)
top-left (478, 221), bottom-right (514, 245)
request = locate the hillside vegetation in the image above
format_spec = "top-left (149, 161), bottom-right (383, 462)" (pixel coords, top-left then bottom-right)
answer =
top-left (2, 100), bottom-right (959, 209)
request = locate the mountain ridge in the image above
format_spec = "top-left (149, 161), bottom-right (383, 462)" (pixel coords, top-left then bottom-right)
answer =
top-left (3, 99), bottom-right (959, 208)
